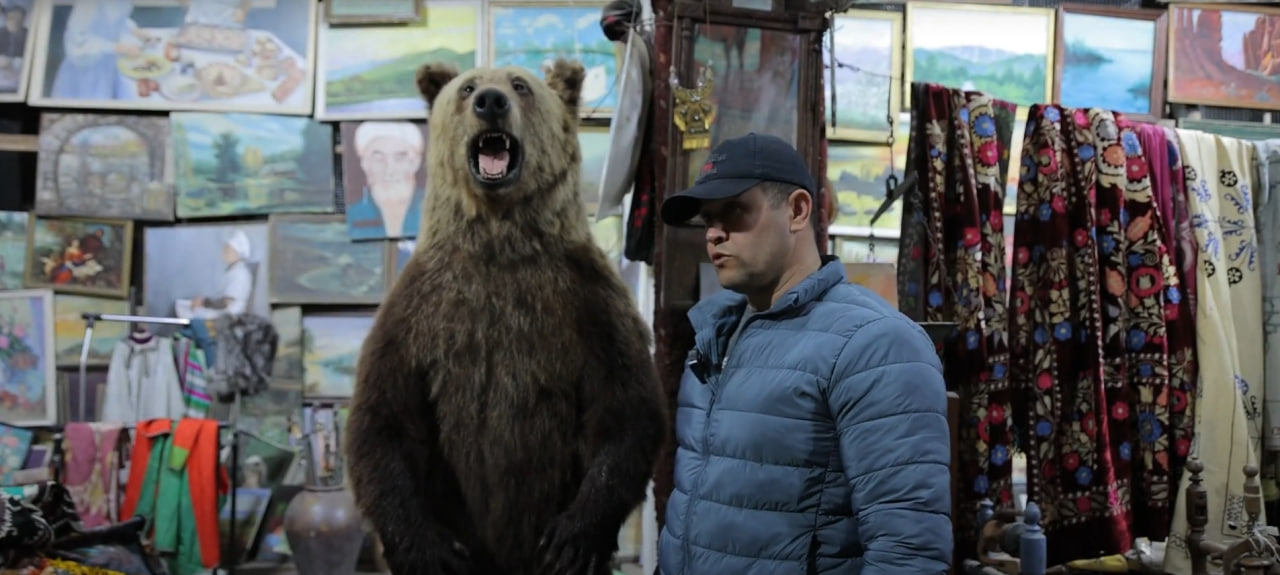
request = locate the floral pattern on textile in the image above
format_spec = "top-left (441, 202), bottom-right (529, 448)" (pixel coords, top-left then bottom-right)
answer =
top-left (1008, 106), bottom-right (1190, 563)
top-left (896, 82), bottom-right (1015, 550)
top-left (1158, 129), bottom-right (1199, 492)
top-left (1165, 129), bottom-right (1263, 575)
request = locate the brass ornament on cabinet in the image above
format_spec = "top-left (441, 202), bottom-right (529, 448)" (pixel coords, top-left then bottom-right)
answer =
top-left (671, 65), bottom-right (718, 151)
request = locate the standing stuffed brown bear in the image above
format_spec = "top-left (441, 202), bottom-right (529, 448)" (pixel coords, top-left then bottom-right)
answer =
top-left (344, 58), bottom-right (667, 575)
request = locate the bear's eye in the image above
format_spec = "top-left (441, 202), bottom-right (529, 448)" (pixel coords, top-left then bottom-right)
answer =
top-left (462, 85), bottom-right (475, 96)
top-left (512, 81), bottom-right (529, 94)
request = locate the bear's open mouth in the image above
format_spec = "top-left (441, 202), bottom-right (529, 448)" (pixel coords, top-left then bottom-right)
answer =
top-left (469, 130), bottom-right (522, 185)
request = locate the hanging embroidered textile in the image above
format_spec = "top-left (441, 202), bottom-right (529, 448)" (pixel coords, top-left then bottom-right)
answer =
top-left (61, 423), bottom-right (123, 529)
top-left (896, 82), bottom-right (1016, 546)
top-left (1254, 138), bottom-right (1280, 452)
top-left (1009, 106), bottom-right (1192, 563)
top-left (1165, 130), bottom-right (1264, 575)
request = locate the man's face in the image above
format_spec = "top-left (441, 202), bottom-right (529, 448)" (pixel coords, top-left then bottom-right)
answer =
top-left (359, 135), bottom-right (421, 187)
top-left (699, 186), bottom-right (794, 296)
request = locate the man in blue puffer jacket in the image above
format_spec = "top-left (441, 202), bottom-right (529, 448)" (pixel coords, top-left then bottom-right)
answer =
top-left (656, 133), bottom-right (952, 574)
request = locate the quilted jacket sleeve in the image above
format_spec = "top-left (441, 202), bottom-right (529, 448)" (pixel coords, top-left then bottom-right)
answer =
top-left (828, 316), bottom-right (952, 574)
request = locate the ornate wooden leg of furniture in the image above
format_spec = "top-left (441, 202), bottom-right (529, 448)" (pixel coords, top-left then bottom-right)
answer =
top-left (1185, 458), bottom-right (1278, 575)
top-left (969, 501), bottom-right (1047, 575)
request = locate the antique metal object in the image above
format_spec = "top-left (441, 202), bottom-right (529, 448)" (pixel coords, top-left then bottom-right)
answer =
top-left (670, 65), bottom-right (717, 151)
top-left (1186, 458), bottom-right (1279, 575)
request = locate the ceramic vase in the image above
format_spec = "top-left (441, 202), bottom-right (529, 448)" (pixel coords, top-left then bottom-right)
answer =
top-left (282, 484), bottom-right (365, 575)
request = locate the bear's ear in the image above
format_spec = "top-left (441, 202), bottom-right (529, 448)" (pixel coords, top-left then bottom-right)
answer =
top-left (416, 62), bottom-right (460, 109)
top-left (543, 58), bottom-right (585, 115)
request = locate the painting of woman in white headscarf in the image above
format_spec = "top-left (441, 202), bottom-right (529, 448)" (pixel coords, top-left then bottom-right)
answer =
top-left (142, 222), bottom-right (270, 320)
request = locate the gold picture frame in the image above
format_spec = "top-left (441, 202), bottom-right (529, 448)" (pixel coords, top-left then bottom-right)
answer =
top-left (24, 216), bottom-right (134, 299)
top-left (325, 0), bottom-right (422, 26)
top-left (825, 9), bottom-right (903, 143)
top-left (904, 2), bottom-right (1056, 110)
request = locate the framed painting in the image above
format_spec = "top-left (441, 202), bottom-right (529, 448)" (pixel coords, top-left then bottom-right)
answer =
top-left (171, 112), bottom-right (336, 219)
top-left (1168, 4), bottom-right (1280, 111)
top-left (53, 294), bottom-right (130, 366)
top-left (35, 113), bottom-right (175, 221)
top-left (488, 1), bottom-right (615, 118)
top-left (302, 311), bottom-right (376, 400)
top-left (0, 211), bottom-right (28, 290)
top-left (271, 306), bottom-right (302, 383)
top-left (1177, 117), bottom-right (1280, 141)
top-left (682, 24), bottom-right (803, 188)
top-left (904, 3), bottom-right (1056, 109)
top-left (0, 423), bottom-right (33, 483)
top-left (388, 239), bottom-right (414, 285)
top-left (25, 217), bottom-right (132, 299)
top-left (826, 112), bottom-right (908, 238)
top-left (0, 0), bottom-right (38, 103)
top-left (325, 0), bottom-right (420, 25)
top-left (0, 289), bottom-right (56, 427)
top-left (58, 368), bottom-right (106, 423)
top-left (317, 1), bottom-right (479, 120)
top-left (1054, 5), bottom-right (1167, 121)
top-left (142, 222), bottom-right (271, 320)
top-left (834, 236), bottom-right (900, 263)
top-left (28, 0), bottom-right (318, 115)
top-left (268, 214), bottom-right (389, 305)
top-left (579, 124), bottom-right (610, 213)
top-left (339, 121), bottom-right (428, 240)
top-left (825, 9), bottom-right (903, 143)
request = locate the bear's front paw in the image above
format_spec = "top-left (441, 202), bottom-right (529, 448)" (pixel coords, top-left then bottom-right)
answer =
top-left (537, 512), bottom-right (614, 575)
top-left (385, 538), bottom-right (471, 575)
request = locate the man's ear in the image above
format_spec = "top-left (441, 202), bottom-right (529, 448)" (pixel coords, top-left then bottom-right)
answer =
top-left (789, 189), bottom-right (813, 232)
top-left (543, 58), bottom-right (585, 116)
top-left (416, 62), bottom-right (459, 110)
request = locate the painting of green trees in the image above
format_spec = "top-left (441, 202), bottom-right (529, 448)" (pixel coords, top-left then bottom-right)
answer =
top-left (171, 112), bottom-right (336, 219)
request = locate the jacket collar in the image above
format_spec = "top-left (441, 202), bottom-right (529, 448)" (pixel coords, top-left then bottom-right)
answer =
top-left (687, 256), bottom-right (846, 358)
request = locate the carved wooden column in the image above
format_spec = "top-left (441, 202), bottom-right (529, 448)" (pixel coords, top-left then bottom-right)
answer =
top-left (649, 0), bottom-right (830, 531)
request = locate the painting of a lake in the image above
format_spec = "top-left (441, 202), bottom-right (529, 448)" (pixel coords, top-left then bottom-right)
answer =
top-left (1059, 12), bottom-right (1156, 115)
top-left (905, 3), bottom-right (1054, 108)
top-left (302, 313), bottom-right (374, 399)
top-left (825, 10), bottom-right (901, 142)
top-left (489, 4), bottom-right (618, 116)
top-left (0, 211), bottom-right (27, 290)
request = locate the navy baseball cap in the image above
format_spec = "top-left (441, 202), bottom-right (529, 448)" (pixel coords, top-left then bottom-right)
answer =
top-left (661, 132), bottom-right (818, 225)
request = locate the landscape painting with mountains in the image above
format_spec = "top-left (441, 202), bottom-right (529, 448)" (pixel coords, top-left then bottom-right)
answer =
top-left (319, 4), bottom-right (478, 120)
top-left (907, 4), bottom-right (1053, 108)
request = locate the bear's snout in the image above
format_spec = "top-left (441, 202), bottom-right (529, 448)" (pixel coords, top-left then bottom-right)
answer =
top-left (473, 88), bottom-right (511, 123)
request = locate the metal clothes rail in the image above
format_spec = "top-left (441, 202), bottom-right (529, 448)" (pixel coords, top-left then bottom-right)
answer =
top-left (76, 312), bottom-right (242, 575)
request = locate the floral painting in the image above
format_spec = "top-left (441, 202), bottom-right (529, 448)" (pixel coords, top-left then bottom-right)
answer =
top-left (25, 217), bottom-right (133, 299)
top-left (302, 312), bottom-right (375, 399)
top-left (0, 289), bottom-right (57, 427)
top-left (1168, 5), bottom-right (1280, 111)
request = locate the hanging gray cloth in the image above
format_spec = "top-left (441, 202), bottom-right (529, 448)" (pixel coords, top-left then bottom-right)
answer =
top-left (207, 313), bottom-right (278, 402)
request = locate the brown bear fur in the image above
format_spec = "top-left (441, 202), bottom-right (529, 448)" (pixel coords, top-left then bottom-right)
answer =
top-left (345, 59), bottom-right (666, 575)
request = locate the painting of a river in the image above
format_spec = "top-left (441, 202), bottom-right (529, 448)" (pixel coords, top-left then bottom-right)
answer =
top-left (1057, 10), bottom-right (1165, 118)
top-left (171, 112), bottom-right (336, 218)
top-left (302, 312), bottom-right (374, 399)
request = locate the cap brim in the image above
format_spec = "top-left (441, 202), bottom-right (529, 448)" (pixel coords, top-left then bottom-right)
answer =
top-left (660, 177), bottom-right (762, 225)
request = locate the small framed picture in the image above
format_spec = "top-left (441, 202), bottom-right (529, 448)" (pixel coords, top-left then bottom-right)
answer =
top-left (326, 0), bottom-right (422, 25)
